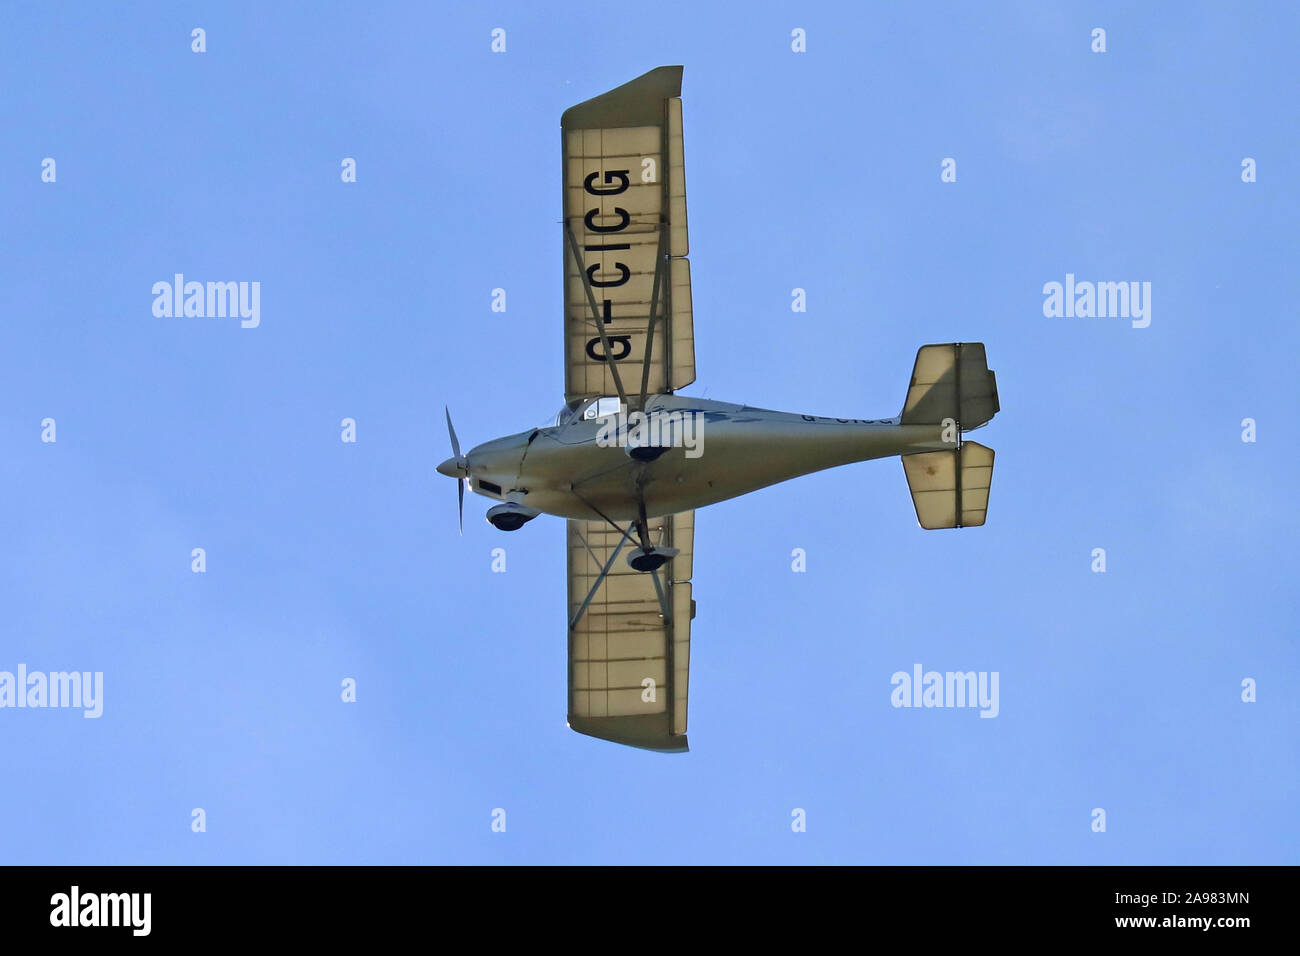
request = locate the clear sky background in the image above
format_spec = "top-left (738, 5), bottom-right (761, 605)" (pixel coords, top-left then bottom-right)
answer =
top-left (1, 2), bottom-right (1296, 864)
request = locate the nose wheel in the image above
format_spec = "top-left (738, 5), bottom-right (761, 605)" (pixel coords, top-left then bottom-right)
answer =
top-left (486, 500), bottom-right (540, 532)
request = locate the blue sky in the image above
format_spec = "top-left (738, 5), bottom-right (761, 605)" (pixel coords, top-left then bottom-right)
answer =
top-left (1, 1), bottom-right (1296, 864)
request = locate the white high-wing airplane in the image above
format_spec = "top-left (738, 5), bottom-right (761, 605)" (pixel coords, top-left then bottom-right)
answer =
top-left (438, 66), bottom-right (1000, 753)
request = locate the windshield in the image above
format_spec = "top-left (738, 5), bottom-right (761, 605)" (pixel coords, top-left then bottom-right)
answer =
top-left (541, 398), bottom-right (588, 428)
top-left (540, 396), bottom-right (623, 428)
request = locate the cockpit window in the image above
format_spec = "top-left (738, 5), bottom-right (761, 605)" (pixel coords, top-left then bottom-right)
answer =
top-left (582, 397), bottom-right (623, 421)
top-left (541, 399), bottom-right (579, 428)
top-left (545, 397), bottom-right (622, 428)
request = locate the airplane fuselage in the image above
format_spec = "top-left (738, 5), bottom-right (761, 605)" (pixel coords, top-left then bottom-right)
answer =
top-left (458, 395), bottom-right (952, 522)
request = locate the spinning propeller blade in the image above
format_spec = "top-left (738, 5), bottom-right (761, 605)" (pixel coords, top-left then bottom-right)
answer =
top-left (438, 406), bottom-right (469, 535)
top-left (445, 406), bottom-right (461, 459)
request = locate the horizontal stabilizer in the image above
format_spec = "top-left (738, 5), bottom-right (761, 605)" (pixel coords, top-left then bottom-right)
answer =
top-left (902, 441), bottom-right (994, 529)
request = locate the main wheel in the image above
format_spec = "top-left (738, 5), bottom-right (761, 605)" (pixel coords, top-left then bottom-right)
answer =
top-left (628, 549), bottom-right (670, 572)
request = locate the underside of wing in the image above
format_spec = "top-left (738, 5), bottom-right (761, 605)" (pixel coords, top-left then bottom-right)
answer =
top-left (566, 511), bottom-right (695, 752)
top-left (561, 66), bottom-right (695, 406)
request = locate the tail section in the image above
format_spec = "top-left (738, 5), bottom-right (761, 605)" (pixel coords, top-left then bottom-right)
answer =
top-left (902, 441), bottom-right (994, 529)
top-left (900, 343), bottom-right (998, 529)
top-left (900, 342), bottom-right (999, 431)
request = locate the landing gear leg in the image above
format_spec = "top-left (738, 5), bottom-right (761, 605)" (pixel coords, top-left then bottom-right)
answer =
top-left (634, 500), bottom-right (652, 552)
top-left (627, 499), bottom-right (678, 573)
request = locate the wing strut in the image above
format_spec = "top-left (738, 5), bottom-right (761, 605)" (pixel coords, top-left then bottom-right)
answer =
top-left (636, 108), bottom-right (675, 410)
top-left (563, 222), bottom-right (630, 410)
top-left (636, 227), bottom-right (670, 410)
top-left (568, 522), bottom-right (636, 630)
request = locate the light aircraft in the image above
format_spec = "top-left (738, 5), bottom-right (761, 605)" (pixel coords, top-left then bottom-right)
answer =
top-left (438, 66), bottom-right (1000, 753)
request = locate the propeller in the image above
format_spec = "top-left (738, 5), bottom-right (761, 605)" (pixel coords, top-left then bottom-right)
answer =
top-left (446, 406), bottom-right (462, 460)
top-left (437, 406), bottom-right (470, 534)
